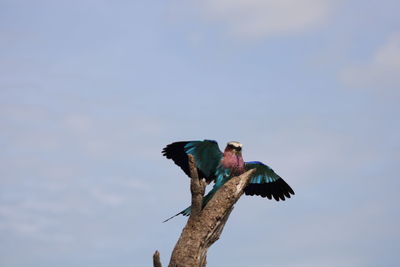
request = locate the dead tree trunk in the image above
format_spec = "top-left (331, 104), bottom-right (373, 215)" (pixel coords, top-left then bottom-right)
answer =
top-left (153, 155), bottom-right (255, 267)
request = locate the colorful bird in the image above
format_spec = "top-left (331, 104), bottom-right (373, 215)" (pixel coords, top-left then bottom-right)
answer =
top-left (162, 140), bottom-right (294, 222)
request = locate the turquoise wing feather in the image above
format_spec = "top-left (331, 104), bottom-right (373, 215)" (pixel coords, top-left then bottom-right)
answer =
top-left (244, 161), bottom-right (295, 201)
top-left (162, 139), bottom-right (223, 183)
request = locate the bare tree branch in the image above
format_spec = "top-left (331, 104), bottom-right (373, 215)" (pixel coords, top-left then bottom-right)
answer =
top-left (153, 250), bottom-right (162, 267)
top-left (168, 167), bottom-right (256, 267)
top-left (188, 155), bottom-right (206, 218)
top-left (153, 156), bottom-right (256, 267)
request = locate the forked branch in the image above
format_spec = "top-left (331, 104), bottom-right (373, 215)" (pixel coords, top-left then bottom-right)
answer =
top-left (154, 155), bottom-right (255, 267)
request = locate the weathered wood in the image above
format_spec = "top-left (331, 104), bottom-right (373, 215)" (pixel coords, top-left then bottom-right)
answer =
top-left (153, 250), bottom-right (162, 267)
top-left (154, 155), bottom-right (255, 267)
top-left (188, 155), bottom-right (206, 219)
top-left (168, 155), bottom-right (255, 267)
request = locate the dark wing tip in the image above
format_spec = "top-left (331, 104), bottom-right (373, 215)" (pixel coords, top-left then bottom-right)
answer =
top-left (162, 141), bottom-right (214, 182)
top-left (244, 178), bottom-right (295, 201)
top-left (162, 141), bottom-right (191, 177)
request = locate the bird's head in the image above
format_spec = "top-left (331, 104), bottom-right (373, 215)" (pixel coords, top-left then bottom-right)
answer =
top-left (225, 141), bottom-right (243, 155)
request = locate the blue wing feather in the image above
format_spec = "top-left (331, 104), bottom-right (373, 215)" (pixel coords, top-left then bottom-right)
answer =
top-left (184, 140), bottom-right (223, 179)
top-left (162, 139), bottom-right (223, 183)
top-left (244, 161), bottom-right (294, 201)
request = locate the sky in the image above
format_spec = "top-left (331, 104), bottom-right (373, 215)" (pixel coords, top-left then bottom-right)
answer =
top-left (0, 0), bottom-right (399, 266)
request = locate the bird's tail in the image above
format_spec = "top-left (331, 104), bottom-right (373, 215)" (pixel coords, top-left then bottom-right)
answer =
top-left (162, 187), bottom-right (220, 223)
top-left (162, 206), bottom-right (192, 223)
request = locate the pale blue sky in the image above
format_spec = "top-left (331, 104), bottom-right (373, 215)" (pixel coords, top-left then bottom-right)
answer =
top-left (1, 1), bottom-right (399, 266)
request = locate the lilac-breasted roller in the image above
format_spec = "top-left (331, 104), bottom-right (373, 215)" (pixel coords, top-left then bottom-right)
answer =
top-left (162, 140), bottom-right (294, 222)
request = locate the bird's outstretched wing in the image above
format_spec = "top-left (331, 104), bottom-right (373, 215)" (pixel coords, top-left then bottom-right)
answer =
top-left (244, 161), bottom-right (295, 201)
top-left (162, 140), bottom-right (223, 183)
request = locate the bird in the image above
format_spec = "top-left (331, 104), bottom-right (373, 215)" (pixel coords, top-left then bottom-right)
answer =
top-left (162, 140), bottom-right (294, 222)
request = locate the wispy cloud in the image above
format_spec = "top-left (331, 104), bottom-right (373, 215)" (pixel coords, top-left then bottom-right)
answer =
top-left (90, 188), bottom-right (125, 206)
top-left (340, 32), bottom-right (400, 92)
top-left (175, 0), bottom-right (333, 39)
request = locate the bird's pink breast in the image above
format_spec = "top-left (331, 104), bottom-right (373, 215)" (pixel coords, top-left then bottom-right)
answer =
top-left (222, 151), bottom-right (245, 175)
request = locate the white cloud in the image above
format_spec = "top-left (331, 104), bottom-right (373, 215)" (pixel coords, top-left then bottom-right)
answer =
top-left (90, 188), bottom-right (125, 206)
top-left (340, 33), bottom-right (400, 91)
top-left (196, 0), bottom-right (333, 38)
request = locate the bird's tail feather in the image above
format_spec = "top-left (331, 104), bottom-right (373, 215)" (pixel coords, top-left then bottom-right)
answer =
top-left (162, 189), bottom-right (218, 223)
top-left (162, 206), bottom-right (192, 223)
